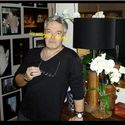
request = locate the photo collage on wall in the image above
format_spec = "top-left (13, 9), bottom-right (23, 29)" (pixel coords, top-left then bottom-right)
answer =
top-left (0, 3), bottom-right (48, 121)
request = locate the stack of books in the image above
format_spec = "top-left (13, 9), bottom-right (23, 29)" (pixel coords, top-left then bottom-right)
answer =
top-left (114, 102), bottom-right (125, 118)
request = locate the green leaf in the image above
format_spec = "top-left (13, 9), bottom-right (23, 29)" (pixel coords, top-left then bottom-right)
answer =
top-left (82, 54), bottom-right (92, 65)
top-left (82, 66), bottom-right (88, 81)
top-left (99, 83), bottom-right (106, 96)
top-left (100, 95), bottom-right (110, 113)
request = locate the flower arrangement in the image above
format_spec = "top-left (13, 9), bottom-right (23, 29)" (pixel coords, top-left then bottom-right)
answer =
top-left (90, 53), bottom-right (125, 114)
top-left (54, 9), bottom-right (80, 23)
top-left (62, 9), bottom-right (80, 22)
top-left (92, 11), bottom-right (105, 18)
top-left (90, 53), bottom-right (125, 84)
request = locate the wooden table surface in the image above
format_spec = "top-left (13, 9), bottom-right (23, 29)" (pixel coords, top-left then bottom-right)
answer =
top-left (61, 81), bottom-right (125, 121)
top-left (61, 104), bottom-right (125, 121)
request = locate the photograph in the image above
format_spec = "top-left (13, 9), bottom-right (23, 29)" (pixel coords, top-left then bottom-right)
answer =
top-left (2, 6), bottom-right (21, 35)
top-left (0, 39), bottom-right (12, 77)
top-left (22, 3), bottom-right (34, 7)
top-left (2, 91), bottom-right (21, 120)
top-left (36, 3), bottom-right (48, 8)
top-left (24, 7), bottom-right (48, 34)
top-left (1, 76), bottom-right (19, 94)
top-left (12, 38), bottom-right (30, 65)
top-left (33, 36), bottom-right (45, 48)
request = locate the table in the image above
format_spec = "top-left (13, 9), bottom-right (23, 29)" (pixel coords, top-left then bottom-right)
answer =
top-left (61, 104), bottom-right (125, 121)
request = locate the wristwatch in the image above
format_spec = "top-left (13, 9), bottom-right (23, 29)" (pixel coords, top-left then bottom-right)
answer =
top-left (75, 111), bottom-right (84, 119)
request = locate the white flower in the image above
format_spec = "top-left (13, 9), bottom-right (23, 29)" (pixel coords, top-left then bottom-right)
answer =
top-left (119, 66), bottom-right (125, 74)
top-left (90, 53), bottom-right (106, 75)
top-left (62, 9), bottom-right (70, 18)
top-left (92, 11), bottom-right (105, 18)
top-left (72, 12), bottom-right (81, 18)
top-left (109, 68), bottom-right (121, 83)
top-left (61, 9), bottom-right (80, 22)
top-left (104, 59), bottom-right (115, 75)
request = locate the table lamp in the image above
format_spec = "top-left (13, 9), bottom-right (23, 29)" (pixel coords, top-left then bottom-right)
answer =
top-left (73, 18), bottom-right (116, 117)
top-left (73, 18), bottom-right (116, 58)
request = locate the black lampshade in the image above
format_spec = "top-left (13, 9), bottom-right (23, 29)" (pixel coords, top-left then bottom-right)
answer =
top-left (73, 18), bottom-right (116, 49)
top-left (116, 19), bottom-right (125, 45)
top-left (115, 19), bottom-right (125, 65)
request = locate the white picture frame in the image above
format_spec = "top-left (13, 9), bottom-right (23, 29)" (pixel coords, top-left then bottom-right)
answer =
top-left (33, 36), bottom-right (45, 48)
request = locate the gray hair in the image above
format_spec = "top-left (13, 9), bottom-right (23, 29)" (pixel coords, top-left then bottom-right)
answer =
top-left (44, 15), bottom-right (68, 33)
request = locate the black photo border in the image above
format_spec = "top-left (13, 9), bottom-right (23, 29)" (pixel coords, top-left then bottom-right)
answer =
top-left (12, 37), bottom-right (30, 65)
top-left (2, 91), bottom-right (21, 120)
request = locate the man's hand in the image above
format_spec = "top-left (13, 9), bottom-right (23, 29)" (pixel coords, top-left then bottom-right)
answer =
top-left (25, 66), bottom-right (42, 81)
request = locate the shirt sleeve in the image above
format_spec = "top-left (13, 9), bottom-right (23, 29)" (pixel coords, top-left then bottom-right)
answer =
top-left (69, 52), bottom-right (84, 100)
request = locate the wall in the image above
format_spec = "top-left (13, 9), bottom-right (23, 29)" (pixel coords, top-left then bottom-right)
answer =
top-left (79, 3), bottom-right (125, 18)
top-left (0, 2), bottom-right (51, 121)
top-left (56, 3), bottom-right (78, 52)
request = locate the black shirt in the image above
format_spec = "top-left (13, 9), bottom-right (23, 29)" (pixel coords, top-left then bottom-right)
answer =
top-left (14, 46), bottom-right (84, 121)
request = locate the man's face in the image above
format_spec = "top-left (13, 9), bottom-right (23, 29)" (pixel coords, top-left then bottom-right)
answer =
top-left (44, 21), bottom-right (65, 50)
top-left (0, 45), bottom-right (9, 75)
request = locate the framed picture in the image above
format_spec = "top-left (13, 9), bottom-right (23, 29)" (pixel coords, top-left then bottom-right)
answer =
top-left (33, 37), bottom-right (45, 48)
top-left (22, 3), bottom-right (34, 7)
top-left (3, 91), bottom-right (21, 120)
top-left (0, 39), bottom-right (12, 77)
top-left (12, 38), bottom-right (30, 65)
top-left (1, 76), bottom-right (19, 94)
top-left (2, 6), bottom-right (21, 35)
top-left (24, 7), bottom-right (48, 33)
top-left (36, 3), bottom-right (48, 8)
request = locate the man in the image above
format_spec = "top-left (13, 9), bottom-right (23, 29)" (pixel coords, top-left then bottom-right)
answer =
top-left (14, 15), bottom-right (84, 121)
